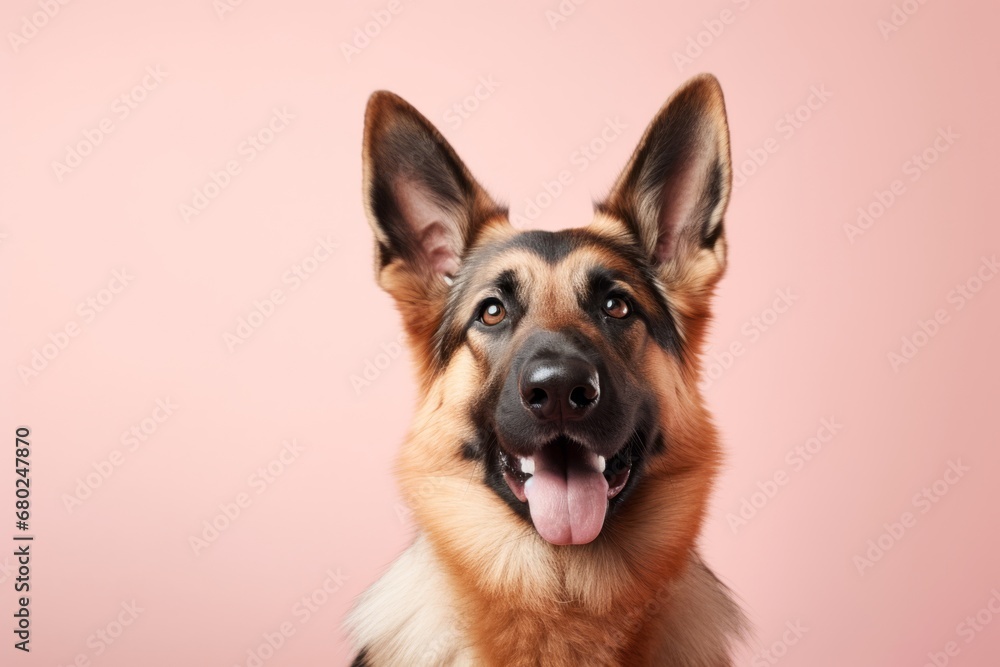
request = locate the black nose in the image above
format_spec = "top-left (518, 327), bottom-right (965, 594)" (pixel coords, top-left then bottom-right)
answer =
top-left (519, 357), bottom-right (600, 422)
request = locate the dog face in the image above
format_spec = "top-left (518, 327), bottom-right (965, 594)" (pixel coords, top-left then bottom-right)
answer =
top-left (439, 229), bottom-right (684, 547)
top-left (363, 75), bottom-right (731, 550)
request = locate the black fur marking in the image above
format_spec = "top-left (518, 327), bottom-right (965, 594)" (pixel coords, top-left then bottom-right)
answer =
top-left (701, 161), bottom-right (725, 249)
top-left (459, 227), bottom-right (634, 274)
top-left (648, 431), bottom-right (666, 456)
top-left (636, 274), bottom-right (683, 357)
top-left (350, 648), bottom-right (371, 667)
top-left (492, 230), bottom-right (581, 264)
top-left (703, 219), bottom-right (724, 249)
top-left (581, 265), bottom-right (626, 302)
top-left (460, 441), bottom-right (479, 461)
top-left (492, 269), bottom-right (519, 300)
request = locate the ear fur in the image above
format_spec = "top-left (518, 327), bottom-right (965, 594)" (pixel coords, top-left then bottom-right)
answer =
top-left (597, 73), bottom-right (732, 288)
top-left (362, 91), bottom-right (508, 373)
top-left (593, 74), bottom-right (733, 351)
top-left (363, 91), bottom-right (507, 282)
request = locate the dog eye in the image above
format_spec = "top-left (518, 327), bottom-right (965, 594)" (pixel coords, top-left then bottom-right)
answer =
top-left (603, 296), bottom-right (631, 319)
top-left (479, 299), bottom-right (506, 326)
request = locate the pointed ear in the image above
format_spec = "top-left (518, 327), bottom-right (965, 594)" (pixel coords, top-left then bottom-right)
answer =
top-left (362, 91), bottom-right (507, 369)
top-left (363, 91), bottom-right (506, 286)
top-left (596, 74), bottom-right (732, 296)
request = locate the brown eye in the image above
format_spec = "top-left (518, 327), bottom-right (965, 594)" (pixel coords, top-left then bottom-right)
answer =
top-left (480, 299), bottom-right (506, 326)
top-left (603, 296), bottom-right (631, 319)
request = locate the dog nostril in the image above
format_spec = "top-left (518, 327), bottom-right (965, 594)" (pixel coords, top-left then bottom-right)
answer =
top-left (527, 388), bottom-right (548, 408)
top-left (569, 385), bottom-right (598, 409)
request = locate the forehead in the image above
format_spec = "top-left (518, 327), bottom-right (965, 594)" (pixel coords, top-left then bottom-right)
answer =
top-left (460, 229), bottom-right (644, 287)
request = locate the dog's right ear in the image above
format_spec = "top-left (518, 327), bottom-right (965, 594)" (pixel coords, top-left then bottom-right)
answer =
top-left (363, 92), bottom-right (505, 284)
top-left (592, 74), bottom-right (732, 352)
top-left (362, 92), bottom-right (507, 363)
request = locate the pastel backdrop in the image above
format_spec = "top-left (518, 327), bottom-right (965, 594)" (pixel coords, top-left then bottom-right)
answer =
top-left (1, 0), bottom-right (998, 665)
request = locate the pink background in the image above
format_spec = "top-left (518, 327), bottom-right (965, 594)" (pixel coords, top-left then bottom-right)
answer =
top-left (2, 0), bottom-right (999, 665)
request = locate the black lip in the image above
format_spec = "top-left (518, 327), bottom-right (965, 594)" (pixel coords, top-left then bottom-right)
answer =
top-left (478, 429), bottom-right (652, 527)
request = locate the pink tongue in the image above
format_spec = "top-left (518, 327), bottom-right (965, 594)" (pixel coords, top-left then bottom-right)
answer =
top-left (523, 445), bottom-right (609, 545)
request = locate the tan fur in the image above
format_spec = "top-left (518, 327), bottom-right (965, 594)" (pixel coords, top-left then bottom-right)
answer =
top-left (348, 74), bottom-right (748, 666)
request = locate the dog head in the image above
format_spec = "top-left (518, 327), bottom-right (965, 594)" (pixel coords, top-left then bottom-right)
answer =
top-left (362, 75), bottom-right (731, 551)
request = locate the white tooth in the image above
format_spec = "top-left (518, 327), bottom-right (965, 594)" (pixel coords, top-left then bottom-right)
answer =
top-left (582, 451), bottom-right (605, 472)
top-left (520, 457), bottom-right (535, 475)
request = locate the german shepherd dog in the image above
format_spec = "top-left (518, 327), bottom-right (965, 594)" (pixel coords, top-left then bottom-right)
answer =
top-left (347, 74), bottom-right (747, 666)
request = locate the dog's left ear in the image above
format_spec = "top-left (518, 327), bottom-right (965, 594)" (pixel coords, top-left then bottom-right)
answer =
top-left (596, 74), bottom-right (732, 299)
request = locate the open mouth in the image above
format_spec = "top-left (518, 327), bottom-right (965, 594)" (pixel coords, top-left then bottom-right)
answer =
top-left (499, 436), bottom-right (632, 546)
